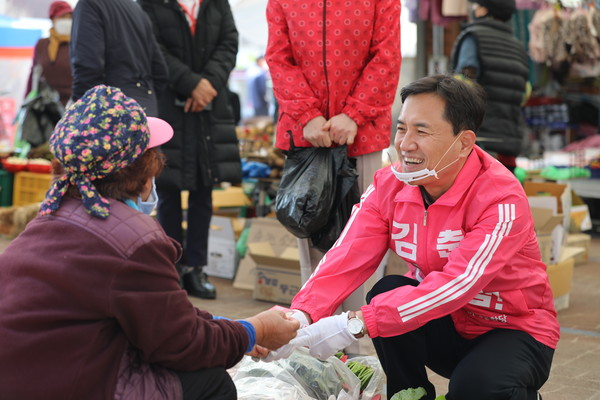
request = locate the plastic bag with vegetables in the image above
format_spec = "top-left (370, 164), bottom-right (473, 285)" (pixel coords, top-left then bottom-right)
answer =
top-left (231, 347), bottom-right (360, 400)
top-left (343, 355), bottom-right (385, 400)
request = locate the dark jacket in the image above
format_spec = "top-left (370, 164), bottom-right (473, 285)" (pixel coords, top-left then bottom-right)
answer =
top-left (140, 0), bottom-right (241, 189)
top-left (27, 37), bottom-right (72, 106)
top-left (0, 197), bottom-right (249, 399)
top-left (450, 19), bottom-right (529, 157)
top-left (70, 0), bottom-right (169, 117)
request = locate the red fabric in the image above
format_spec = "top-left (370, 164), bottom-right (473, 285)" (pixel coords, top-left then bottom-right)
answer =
top-left (48, 0), bottom-right (72, 19)
top-left (266, 0), bottom-right (401, 157)
top-left (292, 146), bottom-right (560, 349)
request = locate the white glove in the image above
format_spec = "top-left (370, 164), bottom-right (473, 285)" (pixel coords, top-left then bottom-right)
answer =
top-left (258, 310), bottom-right (310, 362)
top-left (292, 312), bottom-right (357, 360)
top-left (288, 309), bottom-right (310, 327)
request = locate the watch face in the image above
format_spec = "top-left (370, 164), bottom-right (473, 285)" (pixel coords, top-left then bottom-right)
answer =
top-left (348, 318), bottom-right (364, 335)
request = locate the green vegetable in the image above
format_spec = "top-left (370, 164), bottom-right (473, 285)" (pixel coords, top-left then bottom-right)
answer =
top-left (287, 358), bottom-right (345, 400)
top-left (390, 387), bottom-right (427, 400)
top-left (346, 361), bottom-right (374, 392)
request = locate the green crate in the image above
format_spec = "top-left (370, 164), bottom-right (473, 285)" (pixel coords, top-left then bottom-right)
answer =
top-left (0, 169), bottom-right (13, 207)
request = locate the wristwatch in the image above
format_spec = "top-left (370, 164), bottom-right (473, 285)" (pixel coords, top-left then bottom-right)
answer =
top-left (347, 311), bottom-right (365, 338)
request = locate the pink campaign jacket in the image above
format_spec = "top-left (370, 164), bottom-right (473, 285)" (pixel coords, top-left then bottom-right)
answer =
top-left (266, 0), bottom-right (401, 157)
top-left (292, 146), bottom-right (560, 349)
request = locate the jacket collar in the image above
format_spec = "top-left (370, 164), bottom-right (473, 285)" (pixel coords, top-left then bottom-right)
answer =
top-left (467, 19), bottom-right (512, 34)
top-left (394, 146), bottom-right (485, 207)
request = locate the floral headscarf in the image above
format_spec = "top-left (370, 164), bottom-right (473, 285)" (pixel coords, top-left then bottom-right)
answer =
top-left (39, 85), bottom-right (150, 219)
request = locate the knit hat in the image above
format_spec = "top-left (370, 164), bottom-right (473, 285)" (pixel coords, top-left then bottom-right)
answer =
top-left (39, 85), bottom-right (173, 219)
top-left (49, 1), bottom-right (73, 19)
top-left (470, 0), bottom-right (516, 21)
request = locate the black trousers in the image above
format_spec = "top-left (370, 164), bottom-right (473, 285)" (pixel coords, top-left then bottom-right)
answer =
top-left (176, 367), bottom-right (236, 400)
top-left (157, 186), bottom-right (213, 267)
top-left (367, 276), bottom-right (554, 400)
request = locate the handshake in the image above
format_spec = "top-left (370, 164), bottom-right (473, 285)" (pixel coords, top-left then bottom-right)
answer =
top-left (246, 309), bottom-right (361, 362)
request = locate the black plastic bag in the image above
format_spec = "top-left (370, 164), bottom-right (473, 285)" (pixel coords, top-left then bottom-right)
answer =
top-left (310, 155), bottom-right (360, 252)
top-left (275, 142), bottom-right (359, 249)
top-left (275, 146), bottom-right (337, 238)
top-left (18, 80), bottom-right (64, 147)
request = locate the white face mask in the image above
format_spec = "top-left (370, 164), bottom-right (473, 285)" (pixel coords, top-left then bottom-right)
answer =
top-left (136, 177), bottom-right (159, 215)
top-left (54, 19), bottom-right (72, 36)
top-left (390, 132), bottom-right (464, 185)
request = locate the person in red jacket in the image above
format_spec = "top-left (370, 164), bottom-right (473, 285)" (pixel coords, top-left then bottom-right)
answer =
top-left (0, 85), bottom-right (299, 400)
top-left (266, 0), bottom-right (401, 349)
top-left (264, 75), bottom-right (557, 400)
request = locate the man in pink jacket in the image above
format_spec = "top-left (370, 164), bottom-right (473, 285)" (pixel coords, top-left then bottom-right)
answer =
top-left (266, 0), bottom-right (402, 343)
top-left (266, 75), bottom-right (559, 400)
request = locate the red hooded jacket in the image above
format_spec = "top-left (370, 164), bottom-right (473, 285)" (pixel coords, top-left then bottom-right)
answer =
top-left (266, 0), bottom-right (402, 157)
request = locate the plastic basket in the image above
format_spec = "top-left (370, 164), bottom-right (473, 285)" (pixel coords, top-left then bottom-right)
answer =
top-left (12, 172), bottom-right (52, 206)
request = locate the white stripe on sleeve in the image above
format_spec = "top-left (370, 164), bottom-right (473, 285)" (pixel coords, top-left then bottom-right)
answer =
top-left (397, 203), bottom-right (515, 322)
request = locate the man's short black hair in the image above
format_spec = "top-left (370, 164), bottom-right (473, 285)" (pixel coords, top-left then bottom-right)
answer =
top-left (400, 74), bottom-right (487, 135)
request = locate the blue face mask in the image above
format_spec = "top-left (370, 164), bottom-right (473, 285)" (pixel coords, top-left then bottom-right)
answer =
top-left (137, 177), bottom-right (158, 215)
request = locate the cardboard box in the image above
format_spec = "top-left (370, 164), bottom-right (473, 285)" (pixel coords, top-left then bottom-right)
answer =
top-left (566, 233), bottom-right (591, 264)
top-left (546, 247), bottom-right (584, 311)
top-left (233, 217), bottom-right (298, 291)
top-left (525, 181), bottom-right (571, 265)
top-left (536, 234), bottom-right (554, 267)
top-left (248, 241), bottom-right (301, 305)
top-left (569, 191), bottom-right (592, 233)
top-left (233, 256), bottom-right (256, 291)
top-left (547, 257), bottom-right (573, 312)
top-left (181, 187), bottom-right (250, 211)
top-left (525, 181), bottom-right (571, 231)
top-left (204, 216), bottom-right (237, 279)
top-left (232, 217), bottom-right (247, 240)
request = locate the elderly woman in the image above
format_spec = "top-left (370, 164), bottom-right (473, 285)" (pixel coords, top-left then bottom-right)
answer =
top-left (0, 86), bottom-right (299, 400)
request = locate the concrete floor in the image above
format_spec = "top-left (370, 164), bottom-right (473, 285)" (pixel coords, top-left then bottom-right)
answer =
top-left (1, 233), bottom-right (599, 399)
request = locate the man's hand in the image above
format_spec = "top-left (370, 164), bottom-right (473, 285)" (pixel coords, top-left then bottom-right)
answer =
top-left (290, 312), bottom-right (357, 360)
top-left (303, 116), bottom-right (331, 147)
top-left (245, 309), bottom-right (300, 351)
top-left (191, 78), bottom-right (217, 110)
top-left (246, 344), bottom-right (270, 358)
top-left (324, 113), bottom-right (357, 145)
top-left (184, 98), bottom-right (206, 113)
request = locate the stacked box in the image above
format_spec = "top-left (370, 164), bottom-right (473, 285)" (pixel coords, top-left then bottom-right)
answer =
top-left (566, 233), bottom-right (591, 265)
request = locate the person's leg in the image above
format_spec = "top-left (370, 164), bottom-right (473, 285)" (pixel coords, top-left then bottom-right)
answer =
top-left (298, 237), bottom-right (325, 284)
top-left (176, 367), bottom-right (236, 400)
top-left (157, 189), bottom-right (183, 245)
top-left (183, 186), bottom-right (216, 299)
top-left (157, 189), bottom-right (185, 285)
top-left (367, 275), bottom-right (470, 400)
top-left (447, 329), bottom-right (554, 400)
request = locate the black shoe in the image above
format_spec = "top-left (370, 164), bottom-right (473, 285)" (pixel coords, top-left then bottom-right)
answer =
top-left (183, 267), bottom-right (216, 299)
top-left (175, 265), bottom-right (186, 289)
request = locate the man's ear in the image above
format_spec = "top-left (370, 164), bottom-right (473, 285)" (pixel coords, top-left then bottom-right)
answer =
top-left (459, 130), bottom-right (476, 157)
